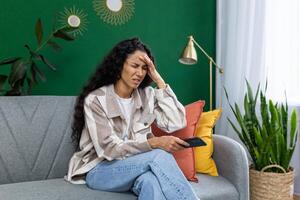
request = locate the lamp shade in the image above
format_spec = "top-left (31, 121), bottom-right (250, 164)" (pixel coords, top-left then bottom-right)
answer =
top-left (179, 36), bottom-right (197, 65)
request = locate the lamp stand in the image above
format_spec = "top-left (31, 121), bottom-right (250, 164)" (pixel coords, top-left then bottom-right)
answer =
top-left (179, 35), bottom-right (224, 111)
top-left (209, 60), bottom-right (213, 111)
top-left (193, 38), bottom-right (222, 111)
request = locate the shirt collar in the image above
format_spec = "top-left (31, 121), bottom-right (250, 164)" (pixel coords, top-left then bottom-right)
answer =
top-left (105, 84), bottom-right (143, 119)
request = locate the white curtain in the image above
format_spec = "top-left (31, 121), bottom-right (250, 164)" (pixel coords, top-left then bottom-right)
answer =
top-left (264, 0), bottom-right (300, 195)
top-left (215, 0), bottom-right (266, 142)
top-left (216, 0), bottom-right (300, 195)
top-left (264, 0), bottom-right (300, 104)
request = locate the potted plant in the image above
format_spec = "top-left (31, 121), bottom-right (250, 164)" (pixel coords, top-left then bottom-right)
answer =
top-left (225, 80), bottom-right (298, 200)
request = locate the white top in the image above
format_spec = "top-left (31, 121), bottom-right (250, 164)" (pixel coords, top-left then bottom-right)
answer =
top-left (116, 96), bottom-right (134, 140)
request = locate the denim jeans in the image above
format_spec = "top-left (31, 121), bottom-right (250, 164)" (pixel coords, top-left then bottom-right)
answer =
top-left (86, 149), bottom-right (199, 200)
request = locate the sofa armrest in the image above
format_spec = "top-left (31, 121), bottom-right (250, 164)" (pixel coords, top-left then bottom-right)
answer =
top-left (212, 134), bottom-right (249, 200)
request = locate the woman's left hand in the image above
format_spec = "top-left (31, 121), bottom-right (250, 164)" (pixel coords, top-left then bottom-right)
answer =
top-left (139, 55), bottom-right (166, 89)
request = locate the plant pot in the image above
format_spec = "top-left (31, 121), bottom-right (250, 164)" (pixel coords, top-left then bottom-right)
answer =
top-left (249, 164), bottom-right (294, 200)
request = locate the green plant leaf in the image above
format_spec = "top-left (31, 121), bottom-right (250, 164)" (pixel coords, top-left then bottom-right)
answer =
top-left (0, 57), bottom-right (21, 66)
top-left (235, 103), bottom-right (252, 142)
top-left (281, 104), bottom-right (288, 143)
top-left (253, 147), bottom-right (260, 166)
top-left (264, 79), bottom-right (268, 92)
top-left (286, 146), bottom-right (296, 170)
top-left (26, 75), bottom-right (36, 95)
top-left (224, 87), bottom-right (229, 101)
top-left (224, 87), bottom-right (239, 121)
top-left (253, 127), bottom-right (263, 150)
top-left (246, 79), bottom-right (254, 103)
top-left (290, 109), bottom-right (298, 147)
top-left (5, 77), bottom-right (25, 96)
top-left (272, 127), bottom-right (281, 164)
top-left (227, 117), bottom-right (244, 141)
top-left (252, 84), bottom-right (261, 131)
top-left (53, 30), bottom-right (75, 41)
top-left (0, 74), bottom-right (8, 90)
top-left (29, 61), bottom-right (38, 84)
top-left (260, 134), bottom-right (272, 169)
top-left (244, 94), bottom-right (251, 120)
top-left (47, 40), bottom-right (62, 52)
top-left (35, 18), bottom-right (43, 46)
top-left (254, 83), bottom-right (260, 107)
top-left (260, 91), bottom-right (270, 136)
top-left (39, 55), bottom-right (56, 71)
top-left (26, 77), bottom-right (34, 88)
top-left (261, 125), bottom-right (268, 140)
top-left (8, 60), bottom-right (27, 87)
top-left (279, 132), bottom-right (287, 168)
top-left (24, 45), bottom-right (42, 60)
top-left (268, 103), bottom-right (280, 164)
top-left (31, 61), bottom-right (46, 82)
top-left (5, 87), bottom-right (21, 96)
top-left (234, 103), bottom-right (258, 165)
top-left (269, 100), bottom-right (279, 132)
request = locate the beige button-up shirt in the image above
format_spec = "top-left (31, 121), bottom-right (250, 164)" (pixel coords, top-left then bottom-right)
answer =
top-left (65, 84), bottom-right (186, 184)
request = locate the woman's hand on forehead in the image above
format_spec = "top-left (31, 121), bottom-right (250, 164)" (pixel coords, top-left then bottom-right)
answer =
top-left (138, 55), bottom-right (166, 89)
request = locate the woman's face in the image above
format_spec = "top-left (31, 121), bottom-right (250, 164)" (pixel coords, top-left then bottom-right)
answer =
top-left (118, 50), bottom-right (148, 90)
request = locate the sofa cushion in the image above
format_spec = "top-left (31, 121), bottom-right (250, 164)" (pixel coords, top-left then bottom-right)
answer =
top-left (192, 174), bottom-right (239, 200)
top-left (194, 109), bottom-right (222, 176)
top-left (0, 178), bottom-right (135, 200)
top-left (0, 175), bottom-right (238, 200)
top-left (152, 100), bottom-right (205, 182)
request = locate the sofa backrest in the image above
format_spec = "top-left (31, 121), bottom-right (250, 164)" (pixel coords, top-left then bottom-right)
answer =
top-left (0, 96), bottom-right (77, 184)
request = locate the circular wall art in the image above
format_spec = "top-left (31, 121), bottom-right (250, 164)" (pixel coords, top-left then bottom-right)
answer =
top-left (93, 0), bottom-right (135, 26)
top-left (58, 6), bottom-right (88, 36)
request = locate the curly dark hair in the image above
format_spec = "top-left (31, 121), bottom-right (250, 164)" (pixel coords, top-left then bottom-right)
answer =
top-left (71, 37), bottom-right (154, 149)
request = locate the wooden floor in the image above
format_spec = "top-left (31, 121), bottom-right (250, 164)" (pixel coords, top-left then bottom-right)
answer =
top-left (295, 195), bottom-right (300, 200)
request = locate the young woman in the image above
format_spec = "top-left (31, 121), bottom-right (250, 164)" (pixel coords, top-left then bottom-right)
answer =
top-left (65, 38), bottom-right (200, 200)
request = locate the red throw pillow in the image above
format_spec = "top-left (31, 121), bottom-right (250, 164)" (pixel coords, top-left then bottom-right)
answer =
top-left (151, 100), bottom-right (205, 182)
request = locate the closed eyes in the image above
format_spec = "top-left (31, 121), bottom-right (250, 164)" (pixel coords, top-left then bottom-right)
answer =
top-left (131, 63), bottom-right (148, 70)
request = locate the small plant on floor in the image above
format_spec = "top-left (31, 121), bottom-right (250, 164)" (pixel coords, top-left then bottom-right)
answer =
top-left (225, 80), bottom-right (298, 172)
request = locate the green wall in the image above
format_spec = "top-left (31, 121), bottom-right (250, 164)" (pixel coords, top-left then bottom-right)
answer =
top-left (0, 0), bottom-right (216, 110)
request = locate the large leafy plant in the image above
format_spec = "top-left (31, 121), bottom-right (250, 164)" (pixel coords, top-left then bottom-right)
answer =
top-left (225, 81), bottom-right (298, 172)
top-left (0, 18), bottom-right (78, 95)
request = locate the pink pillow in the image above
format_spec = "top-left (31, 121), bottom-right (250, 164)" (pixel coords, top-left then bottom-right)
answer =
top-left (151, 100), bottom-right (205, 182)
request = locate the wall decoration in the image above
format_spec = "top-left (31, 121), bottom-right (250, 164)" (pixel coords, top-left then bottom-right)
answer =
top-left (58, 6), bottom-right (88, 36)
top-left (0, 7), bottom-right (88, 96)
top-left (93, 0), bottom-right (135, 25)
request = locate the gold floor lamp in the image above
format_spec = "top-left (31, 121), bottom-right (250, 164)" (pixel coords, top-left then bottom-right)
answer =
top-left (179, 35), bottom-right (224, 111)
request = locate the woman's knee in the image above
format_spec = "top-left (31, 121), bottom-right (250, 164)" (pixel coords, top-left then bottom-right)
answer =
top-left (149, 149), bottom-right (174, 161)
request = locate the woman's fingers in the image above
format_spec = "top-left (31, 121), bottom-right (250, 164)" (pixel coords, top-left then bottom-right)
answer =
top-left (139, 56), bottom-right (156, 81)
top-left (139, 55), bottom-right (155, 70)
top-left (167, 136), bottom-right (188, 152)
top-left (151, 136), bottom-right (188, 152)
top-left (138, 55), bottom-right (166, 87)
top-left (171, 144), bottom-right (185, 152)
top-left (175, 138), bottom-right (190, 147)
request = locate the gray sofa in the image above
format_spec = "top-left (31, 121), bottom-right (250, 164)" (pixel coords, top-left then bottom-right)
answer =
top-left (0, 96), bottom-right (249, 200)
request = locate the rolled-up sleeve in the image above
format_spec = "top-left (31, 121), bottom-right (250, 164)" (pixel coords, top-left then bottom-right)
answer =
top-left (153, 85), bottom-right (187, 133)
top-left (84, 95), bottom-right (152, 161)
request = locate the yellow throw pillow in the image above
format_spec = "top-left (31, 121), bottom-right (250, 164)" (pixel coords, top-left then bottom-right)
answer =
top-left (194, 109), bottom-right (222, 176)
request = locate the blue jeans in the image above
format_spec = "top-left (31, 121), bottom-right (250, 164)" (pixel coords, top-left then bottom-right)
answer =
top-left (86, 149), bottom-right (199, 200)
